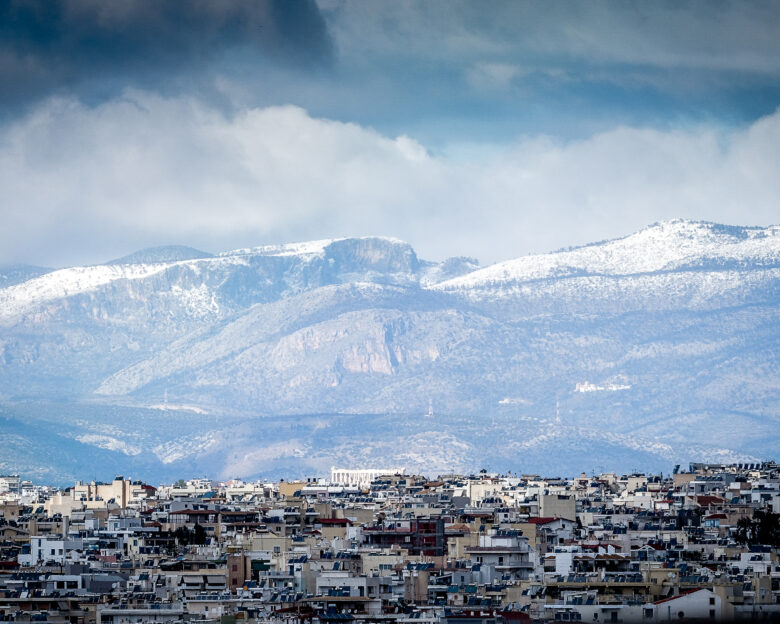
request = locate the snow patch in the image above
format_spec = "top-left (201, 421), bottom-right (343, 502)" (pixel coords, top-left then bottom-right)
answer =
top-left (575, 381), bottom-right (631, 393)
top-left (498, 397), bottom-right (532, 405)
top-left (75, 434), bottom-right (142, 456)
top-left (152, 433), bottom-right (221, 464)
top-left (148, 404), bottom-right (209, 415)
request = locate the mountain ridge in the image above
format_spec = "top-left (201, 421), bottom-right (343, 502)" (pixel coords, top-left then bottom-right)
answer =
top-left (107, 245), bottom-right (214, 265)
top-left (436, 219), bottom-right (780, 293)
top-left (1, 219), bottom-right (778, 484)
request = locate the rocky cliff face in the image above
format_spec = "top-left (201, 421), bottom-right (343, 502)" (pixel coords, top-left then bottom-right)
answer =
top-left (1, 222), bottom-right (778, 484)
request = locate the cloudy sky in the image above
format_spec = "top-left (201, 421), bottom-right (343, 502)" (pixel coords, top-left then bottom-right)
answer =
top-left (2, 0), bottom-right (780, 268)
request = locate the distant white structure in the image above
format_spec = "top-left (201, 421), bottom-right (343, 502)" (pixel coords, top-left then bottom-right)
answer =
top-left (330, 467), bottom-right (405, 487)
top-left (575, 381), bottom-right (631, 393)
top-left (0, 475), bottom-right (20, 495)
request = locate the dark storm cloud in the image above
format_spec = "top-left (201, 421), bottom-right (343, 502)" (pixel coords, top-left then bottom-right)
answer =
top-left (312, 0), bottom-right (780, 143)
top-left (0, 0), bottom-right (333, 110)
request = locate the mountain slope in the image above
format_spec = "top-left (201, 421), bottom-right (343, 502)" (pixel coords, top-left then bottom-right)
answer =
top-left (436, 220), bottom-right (780, 294)
top-left (0, 264), bottom-right (53, 288)
top-left (1, 220), bottom-right (778, 483)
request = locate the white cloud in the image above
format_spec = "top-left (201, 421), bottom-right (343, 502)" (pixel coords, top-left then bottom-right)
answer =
top-left (1, 90), bottom-right (779, 267)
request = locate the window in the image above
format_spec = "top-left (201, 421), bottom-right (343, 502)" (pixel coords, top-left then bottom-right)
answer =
top-left (709, 597), bottom-right (715, 605)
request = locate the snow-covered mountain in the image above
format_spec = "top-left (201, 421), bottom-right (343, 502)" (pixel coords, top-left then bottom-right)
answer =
top-left (0, 264), bottom-right (53, 288)
top-left (439, 220), bottom-right (780, 291)
top-left (435, 220), bottom-right (780, 319)
top-left (1, 221), bottom-right (778, 484)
